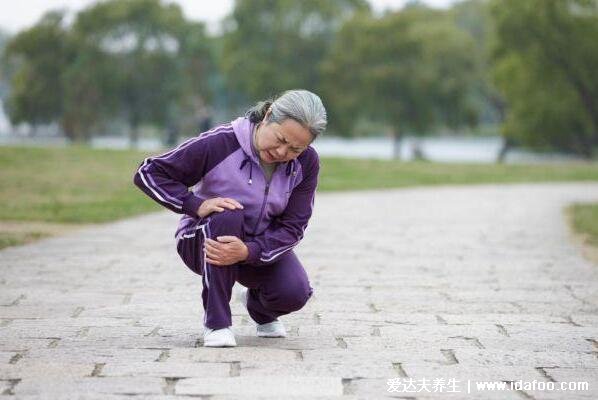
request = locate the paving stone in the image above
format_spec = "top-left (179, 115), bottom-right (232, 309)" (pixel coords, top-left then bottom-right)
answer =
top-left (52, 335), bottom-right (198, 350)
top-left (0, 362), bottom-right (94, 379)
top-left (168, 347), bottom-right (298, 363)
top-left (101, 361), bottom-right (230, 378)
top-left (522, 367), bottom-right (597, 399)
top-left (504, 324), bottom-right (598, 338)
top-left (15, 397), bottom-right (355, 400)
top-left (11, 396), bottom-right (209, 400)
top-left (570, 314), bottom-right (598, 327)
top-left (349, 376), bottom-right (523, 399)
top-left (0, 338), bottom-right (55, 351)
top-left (0, 324), bottom-right (83, 339)
top-left (300, 348), bottom-right (449, 365)
top-left (439, 313), bottom-right (569, 325)
top-left (477, 337), bottom-right (596, 352)
top-left (453, 349), bottom-right (598, 368)
top-left (7, 316), bottom-right (139, 328)
top-left (400, 368), bottom-right (551, 399)
top-left (536, 367), bottom-right (598, 386)
top-left (14, 376), bottom-right (165, 396)
top-left (240, 360), bottom-right (395, 379)
top-left (0, 305), bottom-right (78, 319)
top-left (175, 376), bottom-right (343, 396)
top-left (202, 397), bottom-right (357, 400)
top-left (0, 379), bottom-right (14, 395)
top-left (0, 352), bottom-right (17, 364)
top-left (23, 348), bottom-right (163, 363)
top-left (1, 183), bottom-right (598, 398)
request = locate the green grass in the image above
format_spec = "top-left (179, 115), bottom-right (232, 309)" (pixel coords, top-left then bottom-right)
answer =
top-left (0, 145), bottom-right (160, 223)
top-left (319, 158), bottom-right (598, 191)
top-left (1, 145), bottom-right (598, 225)
top-left (0, 231), bottom-right (49, 250)
top-left (569, 203), bottom-right (598, 246)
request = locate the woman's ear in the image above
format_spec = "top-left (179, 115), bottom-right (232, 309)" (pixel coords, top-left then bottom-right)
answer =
top-left (264, 108), bottom-right (272, 122)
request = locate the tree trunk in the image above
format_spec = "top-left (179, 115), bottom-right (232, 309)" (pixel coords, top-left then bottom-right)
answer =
top-left (29, 124), bottom-right (38, 137)
top-left (129, 120), bottom-right (139, 150)
top-left (573, 131), bottom-right (594, 160)
top-left (411, 137), bottom-right (426, 161)
top-left (496, 136), bottom-right (513, 163)
top-left (164, 122), bottom-right (178, 147)
top-left (392, 129), bottom-right (402, 160)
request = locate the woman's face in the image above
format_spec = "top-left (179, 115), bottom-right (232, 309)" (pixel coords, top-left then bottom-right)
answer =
top-left (255, 113), bottom-right (313, 164)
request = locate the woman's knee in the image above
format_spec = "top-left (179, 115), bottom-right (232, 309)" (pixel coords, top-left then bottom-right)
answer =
top-left (263, 282), bottom-right (313, 312)
top-left (206, 209), bottom-right (244, 237)
top-left (176, 238), bottom-right (203, 276)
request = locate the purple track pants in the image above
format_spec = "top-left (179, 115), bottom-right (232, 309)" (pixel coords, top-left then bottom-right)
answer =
top-left (176, 209), bottom-right (313, 330)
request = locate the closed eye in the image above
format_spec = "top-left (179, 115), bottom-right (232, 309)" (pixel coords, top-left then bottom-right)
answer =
top-left (277, 132), bottom-right (303, 152)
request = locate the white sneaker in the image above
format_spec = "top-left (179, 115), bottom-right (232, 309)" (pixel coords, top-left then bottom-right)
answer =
top-left (240, 287), bottom-right (287, 338)
top-left (257, 319), bottom-right (287, 338)
top-left (203, 326), bottom-right (236, 347)
top-left (240, 287), bottom-right (249, 309)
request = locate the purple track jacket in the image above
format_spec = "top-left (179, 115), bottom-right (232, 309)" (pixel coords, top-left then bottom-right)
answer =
top-left (133, 117), bottom-right (320, 266)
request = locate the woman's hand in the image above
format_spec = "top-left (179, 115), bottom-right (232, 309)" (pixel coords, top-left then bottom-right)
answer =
top-left (197, 197), bottom-right (243, 218)
top-left (204, 236), bottom-right (249, 266)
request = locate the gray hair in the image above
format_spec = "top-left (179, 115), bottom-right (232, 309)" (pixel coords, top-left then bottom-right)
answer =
top-left (246, 89), bottom-right (327, 139)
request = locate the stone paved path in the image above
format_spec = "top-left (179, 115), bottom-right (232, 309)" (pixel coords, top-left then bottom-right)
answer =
top-left (1, 182), bottom-right (598, 399)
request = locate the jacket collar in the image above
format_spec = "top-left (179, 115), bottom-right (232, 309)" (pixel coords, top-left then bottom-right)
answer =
top-left (232, 116), bottom-right (297, 182)
top-left (231, 117), bottom-right (260, 165)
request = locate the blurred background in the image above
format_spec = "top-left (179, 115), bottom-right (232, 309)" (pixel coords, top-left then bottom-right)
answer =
top-left (0, 0), bottom-right (597, 249)
top-left (1, 0), bottom-right (598, 161)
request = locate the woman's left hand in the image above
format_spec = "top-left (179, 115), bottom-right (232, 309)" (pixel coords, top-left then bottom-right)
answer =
top-left (204, 236), bottom-right (249, 266)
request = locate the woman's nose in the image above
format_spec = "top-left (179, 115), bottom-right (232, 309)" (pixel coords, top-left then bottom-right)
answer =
top-left (276, 146), bottom-right (288, 158)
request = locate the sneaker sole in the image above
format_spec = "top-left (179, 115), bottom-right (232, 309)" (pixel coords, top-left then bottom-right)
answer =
top-left (257, 331), bottom-right (286, 338)
top-left (203, 340), bottom-right (237, 347)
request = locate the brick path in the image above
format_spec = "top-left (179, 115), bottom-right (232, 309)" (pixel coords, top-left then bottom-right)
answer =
top-left (1, 183), bottom-right (597, 399)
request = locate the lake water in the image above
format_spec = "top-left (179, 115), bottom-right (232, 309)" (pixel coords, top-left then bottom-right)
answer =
top-left (90, 135), bottom-right (586, 163)
top-left (0, 133), bottom-right (585, 164)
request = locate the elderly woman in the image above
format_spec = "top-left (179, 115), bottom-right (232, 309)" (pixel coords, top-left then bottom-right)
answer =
top-left (134, 89), bottom-right (326, 347)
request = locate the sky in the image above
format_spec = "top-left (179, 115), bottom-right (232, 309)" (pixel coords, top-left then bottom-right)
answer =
top-left (0, 0), bottom-right (456, 35)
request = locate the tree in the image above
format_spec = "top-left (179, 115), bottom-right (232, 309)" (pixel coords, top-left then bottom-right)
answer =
top-left (491, 0), bottom-right (598, 158)
top-left (3, 11), bottom-right (77, 137)
top-left (173, 21), bottom-right (217, 141)
top-left (221, 0), bottom-right (369, 108)
top-left (450, 0), bottom-right (505, 122)
top-left (3, 1), bottom-right (214, 144)
top-left (73, 0), bottom-right (213, 147)
top-left (0, 29), bottom-right (11, 99)
top-left (322, 6), bottom-right (478, 158)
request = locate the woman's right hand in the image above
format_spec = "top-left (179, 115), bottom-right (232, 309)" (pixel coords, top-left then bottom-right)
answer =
top-left (197, 197), bottom-right (244, 218)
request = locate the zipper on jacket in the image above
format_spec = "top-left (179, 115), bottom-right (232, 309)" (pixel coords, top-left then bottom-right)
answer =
top-left (252, 183), bottom-right (270, 235)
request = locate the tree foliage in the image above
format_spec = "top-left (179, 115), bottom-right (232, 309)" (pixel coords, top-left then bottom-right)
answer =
top-left (321, 5), bottom-right (478, 146)
top-left (4, 0), bottom-right (595, 162)
top-left (4, 12), bottom-right (75, 131)
top-left (491, 0), bottom-right (598, 157)
top-left (451, 0), bottom-right (504, 125)
top-left (221, 0), bottom-right (369, 106)
top-left (73, 0), bottom-right (211, 145)
top-left (3, 0), bottom-right (214, 144)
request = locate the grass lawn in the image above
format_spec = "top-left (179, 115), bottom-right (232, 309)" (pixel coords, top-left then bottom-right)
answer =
top-left (568, 203), bottom-right (598, 247)
top-left (0, 146), bottom-right (158, 224)
top-left (1, 145), bottom-right (597, 249)
top-left (0, 231), bottom-right (49, 250)
top-left (320, 157), bottom-right (598, 190)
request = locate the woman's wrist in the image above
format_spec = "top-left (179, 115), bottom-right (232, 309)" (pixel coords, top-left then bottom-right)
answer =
top-left (240, 243), bottom-right (249, 261)
top-left (243, 241), bottom-right (261, 264)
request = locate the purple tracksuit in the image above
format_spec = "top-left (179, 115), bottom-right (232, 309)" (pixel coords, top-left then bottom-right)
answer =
top-left (133, 117), bottom-right (317, 329)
